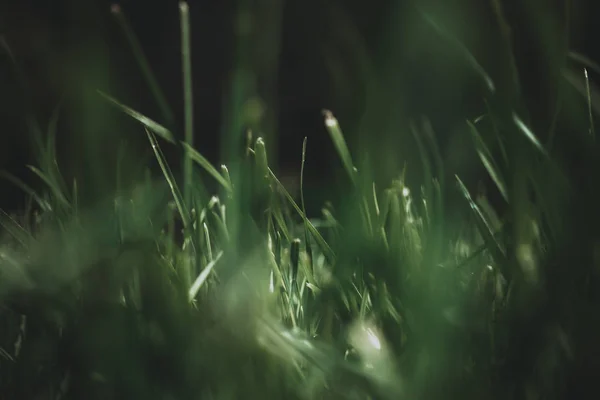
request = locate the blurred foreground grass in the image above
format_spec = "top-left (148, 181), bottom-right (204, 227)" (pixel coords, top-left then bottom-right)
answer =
top-left (2, 2), bottom-right (600, 399)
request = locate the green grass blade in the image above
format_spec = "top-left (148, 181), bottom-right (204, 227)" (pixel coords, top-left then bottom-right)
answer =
top-left (268, 168), bottom-right (335, 265)
top-left (111, 4), bottom-right (175, 126)
top-left (0, 171), bottom-right (50, 211)
top-left (189, 250), bottom-right (223, 301)
top-left (456, 175), bottom-right (507, 271)
top-left (0, 209), bottom-right (33, 247)
top-left (585, 68), bottom-right (595, 138)
top-left (145, 129), bottom-right (190, 231)
top-left (182, 143), bottom-right (233, 193)
top-left (323, 110), bottom-right (357, 185)
top-left (512, 113), bottom-right (549, 157)
top-left (467, 120), bottom-right (509, 202)
top-left (569, 51), bottom-right (600, 76)
top-left (180, 1), bottom-right (194, 211)
top-left (421, 11), bottom-right (495, 93)
top-left (26, 165), bottom-right (70, 209)
top-left (99, 91), bottom-right (177, 143)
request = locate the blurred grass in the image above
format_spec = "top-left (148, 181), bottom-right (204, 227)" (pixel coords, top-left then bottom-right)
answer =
top-left (1, 1), bottom-right (600, 399)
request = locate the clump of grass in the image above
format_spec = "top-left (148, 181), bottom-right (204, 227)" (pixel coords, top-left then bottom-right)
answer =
top-left (2, 2), bottom-right (600, 399)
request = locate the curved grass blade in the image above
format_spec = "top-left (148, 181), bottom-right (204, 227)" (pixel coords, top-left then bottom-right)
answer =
top-left (420, 11), bottom-right (495, 93)
top-left (189, 250), bottom-right (223, 301)
top-left (269, 169), bottom-right (335, 265)
top-left (182, 143), bottom-right (233, 193)
top-left (99, 91), bottom-right (177, 143)
top-left (0, 171), bottom-right (50, 211)
top-left (100, 92), bottom-right (232, 192)
top-left (26, 165), bottom-right (70, 209)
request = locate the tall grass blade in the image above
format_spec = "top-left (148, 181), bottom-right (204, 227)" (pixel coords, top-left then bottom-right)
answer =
top-left (180, 1), bottom-right (194, 211)
top-left (300, 137), bottom-right (313, 272)
top-left (585, 68), bottom-right (595, 138)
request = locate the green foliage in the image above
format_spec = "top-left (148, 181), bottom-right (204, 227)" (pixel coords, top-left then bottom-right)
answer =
top-left (1, 1), bottom-right (600, 399)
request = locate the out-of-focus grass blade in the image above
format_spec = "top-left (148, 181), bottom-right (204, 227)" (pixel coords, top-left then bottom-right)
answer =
top-left (512, 113), bottom-right (549, 157)
top-left (0, 209), bottom-right (33, 247)
top-left (99, 91), bottom-right (177, 144)
top-left (467, 120), bottom-right (509, 202)
top-left (180, 1), bottom-right (194, 211)
top-left (410, 122), bottom-right (435, 222)
top-left (44, 102), bottom-right (70, 200)
top-left (456, 175), bottom-right (507, 271)
top-left (0, 171), bottom-right (50, 211)
top-left (111, 4), bottom-right (174, 126)
top-left (323, 110), bottom-right (357, 185)
top-left (300, 137), bottom-right (313, 272)
top-left (26, 165), bottom-right (70, 209)
top-left (189, 250), bottom-right (223, 301)
top-left (182, 143), bottom-right (233, 193)
top-left (421, 11), bottom-right (495, 93)
top-left (569, 51), bottom-right (600, 76)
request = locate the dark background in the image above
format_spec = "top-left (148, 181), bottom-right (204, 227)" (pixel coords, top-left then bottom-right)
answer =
top-left (0, 0), bottom-right (597, 213)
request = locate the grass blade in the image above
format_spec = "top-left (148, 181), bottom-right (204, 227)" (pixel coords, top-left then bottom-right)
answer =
top-left (180, 1), bottom-right (194, 211)
top-left (300, 137), bottom-right (314, 273)
top-left (467, 120), bottom-right (509, 202)
top-left (99, 91), bottom-right (177, 143)
top-left (0, 171), bottom-right (50, 211)
top-left (323, 110), bottom-right (357, 185)
top-left (569, 51), bottom-right (600, 76)
top-left (456, 175), bottom-right (507, 272)
top-left (585, 68), bottom-right (595, 138)
top-left (189, 250), bottom-right (223, 301)
top-left (512, 113), bottom-right (549, 157)
top-left (26, 165), bottom-right (70, 209)
top-left (182, 143), bottom-right (233, 193)
top-left (0, 209), bottom-right (33, 247)
top-left (111, 4), bottom-right (175, 126)
top-left (145, 129), bottom-right (190, 231)
top-left (269, 169), bottom-right (335, 265)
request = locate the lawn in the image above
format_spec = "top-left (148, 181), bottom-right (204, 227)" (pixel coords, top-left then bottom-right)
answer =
top-left (1, 2), bottom-right (599, 399)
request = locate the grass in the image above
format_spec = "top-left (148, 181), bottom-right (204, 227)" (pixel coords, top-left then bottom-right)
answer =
top-left (2, 2), bottom-right (600, 399)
